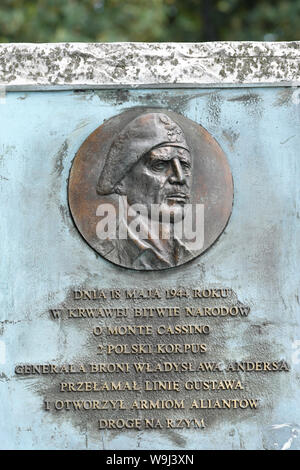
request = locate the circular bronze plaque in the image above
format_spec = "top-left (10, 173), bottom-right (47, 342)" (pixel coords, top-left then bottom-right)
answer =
top-left (68, 108), bottom-right (233, 270)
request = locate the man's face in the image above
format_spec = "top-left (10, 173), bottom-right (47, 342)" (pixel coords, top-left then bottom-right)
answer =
top-left (119, 146), bottom-right (192, 222)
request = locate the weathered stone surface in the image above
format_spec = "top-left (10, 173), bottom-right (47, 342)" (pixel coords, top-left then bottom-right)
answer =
top-left (0, 42), bottom-right (300, 90)
top-left (0, 42), bottom-right (299, 450)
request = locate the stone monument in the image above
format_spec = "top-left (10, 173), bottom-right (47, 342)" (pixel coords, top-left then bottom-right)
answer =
top-left (0, 42), bottom-right (299, 450)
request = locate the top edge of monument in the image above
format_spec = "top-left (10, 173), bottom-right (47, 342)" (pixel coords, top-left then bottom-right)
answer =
top-left (0, 41), bottom-right (300, 91)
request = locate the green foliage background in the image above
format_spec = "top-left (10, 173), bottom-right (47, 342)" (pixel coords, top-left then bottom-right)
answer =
top-left (0, 0), bottom-right (299, 43)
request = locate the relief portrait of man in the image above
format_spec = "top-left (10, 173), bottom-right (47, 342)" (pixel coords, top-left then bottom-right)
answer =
top-left (95, 112), bottom-right (196, 270)
top-left (68, 108), bottom-right (233, 271)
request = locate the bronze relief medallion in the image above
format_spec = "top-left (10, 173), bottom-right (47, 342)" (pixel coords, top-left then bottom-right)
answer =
top-left (68, 108), bottom-right (233, 271)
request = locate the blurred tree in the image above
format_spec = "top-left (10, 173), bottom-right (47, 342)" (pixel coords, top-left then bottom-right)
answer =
top-left (0, 0), bottom-right (299, 43)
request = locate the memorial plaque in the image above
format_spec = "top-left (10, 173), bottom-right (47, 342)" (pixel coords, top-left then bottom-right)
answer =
top-left (0, 43), bottom-right (300, 450)
top-left (68, 108), bottom-right (233, 269)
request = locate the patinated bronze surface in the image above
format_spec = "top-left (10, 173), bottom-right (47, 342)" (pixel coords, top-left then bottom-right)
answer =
top-left (68, 108), bottom-right (233, 270)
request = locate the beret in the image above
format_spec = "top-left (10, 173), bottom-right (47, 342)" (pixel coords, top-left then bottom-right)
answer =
top-left (96, 112), bottom-right (190, 195)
